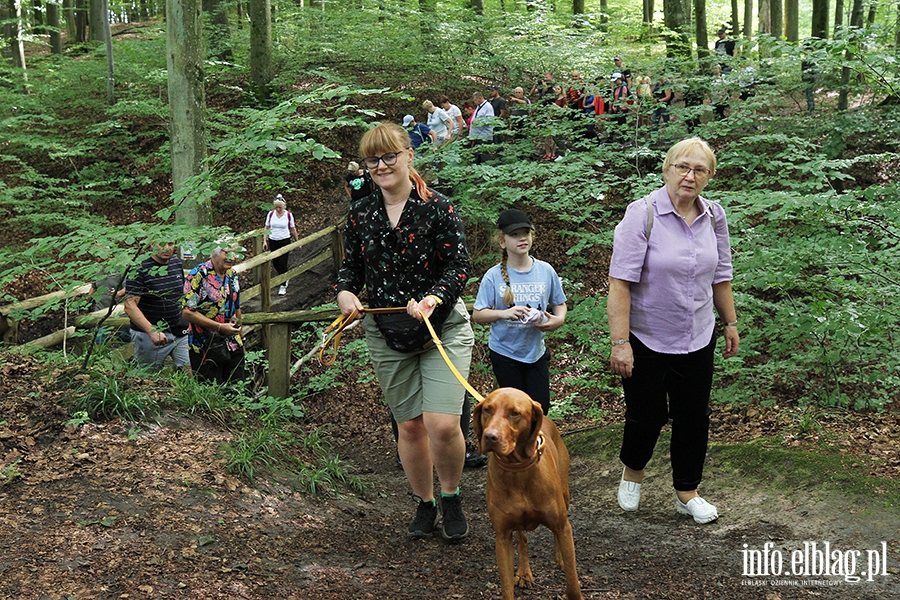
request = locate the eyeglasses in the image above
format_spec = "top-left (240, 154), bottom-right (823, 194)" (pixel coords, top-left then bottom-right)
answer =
top-left (363, 150), bottom-right (408, 169)
top-left (670, 163), bottom-right (712, 178)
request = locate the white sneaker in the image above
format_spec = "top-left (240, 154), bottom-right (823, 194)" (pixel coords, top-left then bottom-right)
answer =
top-left (676, 496), bottom-right (719, 524)
top-left (617, 467), bottom-right (641, 512)
top-left (278, 284), bottom-right (287, 296)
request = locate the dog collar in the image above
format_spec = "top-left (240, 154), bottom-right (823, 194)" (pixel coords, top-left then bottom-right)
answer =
top-left (492, 433), bottom-right (545, 472)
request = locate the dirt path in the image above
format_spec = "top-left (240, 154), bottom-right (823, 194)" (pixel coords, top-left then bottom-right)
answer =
top-left (1, 368), bottom-right (898, 599)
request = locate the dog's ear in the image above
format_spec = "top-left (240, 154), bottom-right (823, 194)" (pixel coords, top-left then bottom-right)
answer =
top-left (472, 400), bottom-right (485, 454)
top-left (523, 400), bottom-right (544, 457)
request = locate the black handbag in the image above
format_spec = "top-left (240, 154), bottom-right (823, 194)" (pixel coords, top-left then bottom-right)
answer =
top-left (374, 304), bottom-right (450, 353)
top-left (203, 334), bottom-right (232, 366)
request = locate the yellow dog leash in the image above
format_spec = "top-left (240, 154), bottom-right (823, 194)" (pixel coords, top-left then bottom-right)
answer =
top-left (319, 307), bottom-right (485, 403)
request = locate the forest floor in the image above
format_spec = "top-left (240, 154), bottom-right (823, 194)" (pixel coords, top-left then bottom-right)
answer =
top-left (2, 97), bottom-right (899, 598)
top-left (1, 345), bottom-right (899, 600)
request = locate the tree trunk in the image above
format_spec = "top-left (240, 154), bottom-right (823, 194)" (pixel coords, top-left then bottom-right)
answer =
top-left (102, 0), bottom-right (114, 104)
top-left (89, 0), bottom-right (105, 42)
top-left (896, 0), bottom-right (900, 50)
top-left (5, 0), bottom-right (27, 69)
top-left (758, 0), bottom-right (770, 33)
top-left (643, 0), bottom-right (653, 25)
top-left (811, 0), bottom-right (829, 39)
top-left (731, 0), bottom-right (740, 39)
top-left (785, 0), bottom-right (798, 40)
top-left (74, 0), bottom-right (87, 42)
top-left (32, 0), bottom-right (44, 33)
top-left (838, 0), bottom-right (864, 110)
top-left (573, 0), bottom-right (584, 19)
top-left (48, 0), bottom-right (62, 52)
top-left (203, 0), bottom-right (232, 60)
top-left (834, 0), bottom-right (844, 31)
top-left (743, 0), bottom-right (753, 36)
top-left (770, 0), bottom-right (783, 38)
top-left (695, 0), bottom-right (710, 59)
top-left (166, 0), bottom-right (212, 226)
top-left (663, 0), bottom-right (691, 57)
top-left (866, 0), bottom-right (876, 24)
top-left (599, 0), bottom-right (608, 29)
top-left (470, 0), bottom-right (483, 16)
top-left (248, 0), bottom-right (272, 100)
top-left (62, 0), bottom-right (76, 39)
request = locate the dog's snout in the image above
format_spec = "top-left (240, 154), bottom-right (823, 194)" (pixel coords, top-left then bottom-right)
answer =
top-left (483, 430), bottom-right (500, 444)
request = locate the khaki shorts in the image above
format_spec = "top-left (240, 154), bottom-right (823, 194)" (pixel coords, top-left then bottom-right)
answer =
top-left (363, 298), bottom-right (474, 423)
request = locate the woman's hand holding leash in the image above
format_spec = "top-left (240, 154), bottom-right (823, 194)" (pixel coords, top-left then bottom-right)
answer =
top-left (407, 295), bottom-right (440, 320)
top-left (337, 290), bottom-right (364, 319)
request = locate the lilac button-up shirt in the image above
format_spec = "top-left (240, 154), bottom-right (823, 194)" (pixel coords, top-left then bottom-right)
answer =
top-left (609, 185), bottom-right (733, 354)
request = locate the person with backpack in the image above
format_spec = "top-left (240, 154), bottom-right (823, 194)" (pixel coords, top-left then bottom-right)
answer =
top-left (607, 138), bottom-right (739, 525)
top-left (262, 194), bottom-right (299, 296)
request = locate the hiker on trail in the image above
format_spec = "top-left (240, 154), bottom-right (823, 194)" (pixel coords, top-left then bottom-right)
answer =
top-left (472, 209), bottom-right (568, 417)
top-left (335, 122), bottom-right (475, 541)
top-left (607, 137), bottom-right (739, 525)
top-left (262, 194), bottom-right (299, 296)
top-left (182, 243), bottom-right (246, 384)
top-left (123, 241), bottom-right (191, 373)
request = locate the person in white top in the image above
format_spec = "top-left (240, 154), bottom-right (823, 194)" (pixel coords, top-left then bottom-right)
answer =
top-left (262, 194), bottom-right (299, 295)
top-left (422, 100), bottom-right (452, 144)
top-left (439, 95), bottom-right (465, 142)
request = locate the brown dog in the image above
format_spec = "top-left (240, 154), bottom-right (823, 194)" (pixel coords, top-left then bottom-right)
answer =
top-left (473, 388), bottom-right (583, 600)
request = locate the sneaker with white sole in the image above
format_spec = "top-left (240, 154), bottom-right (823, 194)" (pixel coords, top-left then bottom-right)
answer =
top-left (676, 496), bottom-right (719, 524)
top-left (278, 284), bottom-right (287, 295)
top-left (617, 467), bottom-right (641, 512)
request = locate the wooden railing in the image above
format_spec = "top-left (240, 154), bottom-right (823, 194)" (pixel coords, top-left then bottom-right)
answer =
top-left (0, 224), bottom-right (347, 396)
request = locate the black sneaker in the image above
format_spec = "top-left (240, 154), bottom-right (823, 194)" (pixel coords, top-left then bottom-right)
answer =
top-left (407, 497), bottom-right (438, 539)
top-left (464, 444), bottom-right (487, 469)
top-left (439, 492), bottom-right (469, 541)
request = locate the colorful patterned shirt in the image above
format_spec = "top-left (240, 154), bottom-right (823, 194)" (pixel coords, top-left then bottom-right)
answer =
top-left (182, 259), bottom-right (243, 352)
top-left (335, 186), bottom-right (471, 308)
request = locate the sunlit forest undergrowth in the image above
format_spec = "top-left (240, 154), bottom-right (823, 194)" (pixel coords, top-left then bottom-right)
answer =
top-left (1, 3), bottom-right (899, 448)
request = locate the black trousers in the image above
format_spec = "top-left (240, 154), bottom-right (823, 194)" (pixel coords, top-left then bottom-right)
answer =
top-left (269, 237), bottom-right (291, 275)
top-left (619, 333), bottom-right (715, 491)
top-left (190, 346), bottom-right (246, 385)
top-left (489, 348), bottom-right (551, 417)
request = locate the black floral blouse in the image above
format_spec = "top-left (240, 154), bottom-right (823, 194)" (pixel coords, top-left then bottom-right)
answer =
top-left (335, 185), bottom-right (470, 308)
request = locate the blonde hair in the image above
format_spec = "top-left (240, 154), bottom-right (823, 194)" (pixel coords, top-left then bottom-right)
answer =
top-left (359, 122), bottom-right (432, 200)
top-left (422, 100), bottom-right (434, 110)
top-left (496, 229), bottom-right (536, 306)
top-left (663, 137), bottom-right (717, 176)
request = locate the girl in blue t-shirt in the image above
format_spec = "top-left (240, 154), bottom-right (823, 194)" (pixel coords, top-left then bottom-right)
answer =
top-left (473, 209), bottom-right (568, 416)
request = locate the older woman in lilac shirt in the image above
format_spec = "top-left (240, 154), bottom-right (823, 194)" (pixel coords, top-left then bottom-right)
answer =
top-left (607, 137), bottom-right (739, 525)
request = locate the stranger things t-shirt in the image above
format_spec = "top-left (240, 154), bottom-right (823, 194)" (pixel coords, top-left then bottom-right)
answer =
top-left (474, 258), bottom-right (566, 364)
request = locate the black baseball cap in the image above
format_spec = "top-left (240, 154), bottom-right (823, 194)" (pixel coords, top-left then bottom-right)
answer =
top-left (497, 209), bottom-right (533, 234)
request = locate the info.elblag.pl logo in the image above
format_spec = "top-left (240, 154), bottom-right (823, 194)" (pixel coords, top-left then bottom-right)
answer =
top-left (741, 541), bottom-right (890, 585)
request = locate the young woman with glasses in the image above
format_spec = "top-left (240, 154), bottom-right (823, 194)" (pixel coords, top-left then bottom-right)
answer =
top-left (607, 137), bottom-right (740, 525)
top-left (335, 122), bottom-right (476, 542)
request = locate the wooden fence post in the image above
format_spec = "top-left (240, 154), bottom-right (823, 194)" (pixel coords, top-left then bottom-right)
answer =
top-left (252, 236), bottom-right (264, 286)
top-left (331, 226), bottom-right (344, 276)
top-left (268, 323), bottom-right (291, 398)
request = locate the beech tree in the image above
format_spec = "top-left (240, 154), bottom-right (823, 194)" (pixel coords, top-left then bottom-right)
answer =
top-left (663, 0), bottom-right (691, 57)
top-left (3, 0), bottom-right (27, 70)
top-left (811, 0), bottom-right (829, 38)
top-left (743, 0), bottom-right (753, 36)
top-left (695, 0), bottom-right (710, 59)
top-left (248, 0), bottom-right (272, 100)
top-left (785, 0), bottom-right (798, 40)
top-left (166, 0), bottom-right (212, 226)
